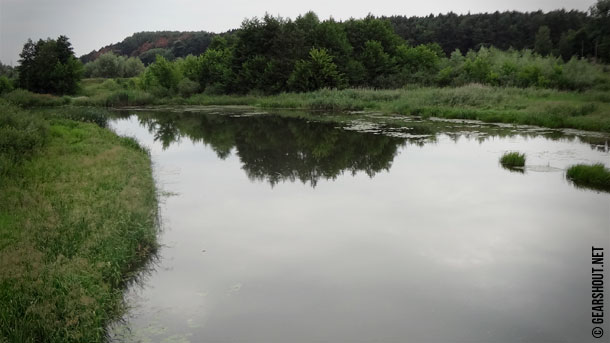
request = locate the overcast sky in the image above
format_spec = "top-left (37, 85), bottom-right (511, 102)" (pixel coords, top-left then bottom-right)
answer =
top-left (0, 0), bottom-right (596, 65)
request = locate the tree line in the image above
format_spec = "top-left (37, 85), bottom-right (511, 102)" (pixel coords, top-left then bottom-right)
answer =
top-left (3, 1), bottom-right (609, 96)
top-left (78, 4), bottom-right (609, 65)
top-left (137, 10), bottom-right (608, 96)
top-left (384, 7), bottom-right (609, 62)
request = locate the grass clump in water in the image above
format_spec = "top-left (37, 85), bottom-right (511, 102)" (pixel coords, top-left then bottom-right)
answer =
top-left (500, 151), bottom-right (526, 168)
top-left (566, 163), bottom-right (610, 192)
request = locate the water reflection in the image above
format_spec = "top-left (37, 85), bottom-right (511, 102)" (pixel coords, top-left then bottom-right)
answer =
top-left (125, 110), bottom-right (406, 187)
top-left (108, 108), bottom-right (609, 343)
top-left (500, 165), bottom-right (525, 174)
top-left (114, 108), bottom-right (609, 188)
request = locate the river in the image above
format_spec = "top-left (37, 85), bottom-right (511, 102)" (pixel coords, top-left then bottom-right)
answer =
top-left (108, 107), bottom-right (609, 343)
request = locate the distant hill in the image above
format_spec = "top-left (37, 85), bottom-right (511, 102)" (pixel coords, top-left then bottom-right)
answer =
top-left (80, 31), bottom-right (220, 65)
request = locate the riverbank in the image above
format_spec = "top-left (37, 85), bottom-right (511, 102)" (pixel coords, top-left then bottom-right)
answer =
top-left (4, 81), bottom-right (609, 133)
top-left (0, 104), bottom-right (158, 342)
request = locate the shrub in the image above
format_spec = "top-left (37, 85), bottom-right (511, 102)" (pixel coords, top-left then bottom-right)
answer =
top-left (0, 76), bottom-right (13, 94)
top-left (288, 48), bottom-right (345, 92)
top-left (100, 79), bottom-right (121, 91)
top-left (0, 103), bottom-right (48, 176)
top-left (123, 57), bottom-right (145, 77)
top-left (140, 55), bottom-right (181, 94)
top-left (177, 78), bottom-right (200, 97)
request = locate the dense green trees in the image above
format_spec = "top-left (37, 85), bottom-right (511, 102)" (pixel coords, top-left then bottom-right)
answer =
top-left (386, 1), bottom-right (610, 63)
top-left (17, 36), bottom-right (82, 94)
top-left (140, 55), bottom-right (180, 94)
top-left (15, 3), bottom-right (610, 97)
top-left (79, 0), bottom-right (610, 80)
top-left (196, 47), bottom-right (233, 93)
top-left (80, 7), bottom-right (607, 65)
top-left (132, 12), bottom-right (607, 96)
top-left (288, 48), bottom-right (345, 91)
top-left (534, 26), bottom-right (553, 56)
top-left (589, 0), bottom-right (610, 61)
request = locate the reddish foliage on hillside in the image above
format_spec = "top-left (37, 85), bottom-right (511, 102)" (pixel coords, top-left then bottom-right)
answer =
top-left (137, 42), bottom-right (154, 54)
top-left (155, 37), bottom-right (169, 48)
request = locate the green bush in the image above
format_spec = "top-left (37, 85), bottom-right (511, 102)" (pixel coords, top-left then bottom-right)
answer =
top-left (100, 79), bottom-right (121, 91)
top-left (0, 103), bottom-right (48, 176)
top-left (141, 55), bottom-right (181, 92)
top-left (0, 76), bottom-right (13, 94)
top-left (177, 78), bottom-right (200, 97)
top-left (288, 48), bottom-right (345, 92)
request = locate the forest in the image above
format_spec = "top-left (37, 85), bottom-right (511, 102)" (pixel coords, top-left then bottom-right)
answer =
top-left (110, 9), bottom-right (609, 95)
top-left (77, 7), bottom-right (606, 65)
top-left (1, 1), bottom-right (609, 98)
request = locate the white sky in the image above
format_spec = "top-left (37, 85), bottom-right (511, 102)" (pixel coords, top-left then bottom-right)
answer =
top-left (0, 0), bottom-right (596, 65)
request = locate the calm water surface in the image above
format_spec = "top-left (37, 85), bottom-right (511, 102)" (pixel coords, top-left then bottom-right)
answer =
top-left (108, 108), bottom-right (609, 343)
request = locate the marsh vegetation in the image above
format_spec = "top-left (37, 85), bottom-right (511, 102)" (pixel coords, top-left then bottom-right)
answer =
top-left (500, 152), bottom-right (527, 168)
top-left (566, 163), bottom-right (610, 192)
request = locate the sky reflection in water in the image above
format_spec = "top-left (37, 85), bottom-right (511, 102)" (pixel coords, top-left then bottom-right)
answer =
top-left (109, 109), bottom-right (609, 343)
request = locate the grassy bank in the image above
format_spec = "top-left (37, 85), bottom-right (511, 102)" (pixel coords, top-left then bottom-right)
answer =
top-left (60, 81), bottom-right (610, 133)
top-left (0, 104), bottom-right (158, 342)
top-left (252, 86), bottom-right (610, 132)
top-left (3, 81), bottom-right (610, 132)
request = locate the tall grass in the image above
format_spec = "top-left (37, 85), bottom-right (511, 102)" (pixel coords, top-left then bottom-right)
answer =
top-left (2, 89), bottom-right (70, 107)
top-left (11, 78), bottom-right (610, 133)
top-left (566, 163), bottom-right (610, 192)
top-left (249, 86), bottom-right (610, 132)
top-left (0, 105), bottom-right (158, 342)
top-left (500, 152), bottom-right (526, 168)
top-left (41, 107), bottom-right (109, 128)
top-left (0, 103), bottom-right (48, 177)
